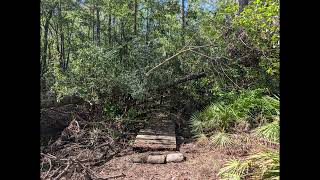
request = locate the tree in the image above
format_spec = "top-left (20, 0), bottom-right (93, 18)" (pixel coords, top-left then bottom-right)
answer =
top-left (181, 0), bottom-right (185, 46)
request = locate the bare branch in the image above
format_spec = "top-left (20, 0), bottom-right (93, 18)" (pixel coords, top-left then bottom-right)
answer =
top-left (145, 44), bottom-right (215, 76)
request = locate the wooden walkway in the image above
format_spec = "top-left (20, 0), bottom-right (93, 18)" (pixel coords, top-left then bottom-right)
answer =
top-left (132, 112), bottom-right (177, 151)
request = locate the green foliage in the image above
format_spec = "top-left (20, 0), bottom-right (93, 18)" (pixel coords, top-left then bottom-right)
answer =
top-left (126, 107), bottom-right (139, 118)
top-left (191, 89), bottom-right (279, 135)
top-left (218, 158), bottom-right (251, 180)
top-left (191, 102), bottom-right (235, 134)
top-left (210, 131), bottom-right (234, 149)
top-left (219, 150), bottom-right (279, 180)
top-left (230, 89), bottom-right (279, 122)
top-left (254, 119), bottom-right (279, 143)
top-left (103, 100), bottom-right (122, 118)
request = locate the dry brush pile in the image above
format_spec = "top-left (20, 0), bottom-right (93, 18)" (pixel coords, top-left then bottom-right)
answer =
top-left (40, 104), bottom-right (136, 180)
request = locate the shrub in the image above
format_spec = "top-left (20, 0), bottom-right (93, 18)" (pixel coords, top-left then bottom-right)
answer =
top-left (219, 150), bottom-right (279, 180)
top-left (210, 131), bottom-right (234, 149)
top-left (191, 89), bottom-right (279, 136)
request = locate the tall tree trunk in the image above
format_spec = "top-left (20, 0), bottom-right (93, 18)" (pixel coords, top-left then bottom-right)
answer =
top-left (134, 0), bottom-right (138, 35)
top-left (119, 19), bottom-right (125, 62)
top-left (92, 1), bottom-right (95, 42)
top-left (48, 41), bottom-right (52, 63)
top-left (108, 1), bottom-right (112, 46)
top-left (88, 24), bottom-right (91, 39)
top-left (66, 27), bottom-right (72, 70)
top-left (108, 14), bottom-right (112, 46)
top-left (41, 8), bottom-right (54, 76)
top-left (60, 31), bottom-right (65, 70)
top-left (113, 17), bottom-right (117, 44)
top-left (58, 0), bottom-right (65, 70)
top-left (181, 0), bottom-right (185, 46)
top-left (146, 8), bottom-right (149, 43)
top-left (55, 23), bottom-right (60, 56)
top-left (96, 8), bottom-right (100, 45)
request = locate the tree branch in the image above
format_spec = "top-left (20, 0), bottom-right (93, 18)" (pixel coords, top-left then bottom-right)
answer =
top-left (145, 44), bottom-right (214, 76)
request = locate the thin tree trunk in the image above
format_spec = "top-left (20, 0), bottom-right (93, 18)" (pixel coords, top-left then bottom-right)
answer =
top-left (108, 14), bottom-right (112, 46)
top-left (108, 1), bottom-right (112, 46)
top-left (66, 28), bottom-right (72, 70)
top-left (134, 0), bottom-right (137, 35)
top-left (92, 1), bottom-right (95, 42)
top-left (60, 31), bottom-right (65, 69)
top-left (146, 8), bottom-right (149, 43)
top-left (113, 17), bottom-right (117, 43)
top-left (181, 0), bottom-right (185, 46)
top-left (96, 8), bottom-right (100, 45)
top-left (41, 8), bottom-right (54, 76)
top-left (59, 0), bottom-right (65, 70)
top-left (119, 18), bottom-right (125, 62)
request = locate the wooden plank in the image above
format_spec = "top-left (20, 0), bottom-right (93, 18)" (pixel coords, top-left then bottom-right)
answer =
top-left (136, 135), bottom-right (176, 141)
top-left (132, 112), bottom-right (177, 150)
top-left (134, 139), bottom-right (175, 145)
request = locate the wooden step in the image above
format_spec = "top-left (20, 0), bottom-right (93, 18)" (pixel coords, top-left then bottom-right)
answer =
top-left (132, 112), bottom-right (177, 151)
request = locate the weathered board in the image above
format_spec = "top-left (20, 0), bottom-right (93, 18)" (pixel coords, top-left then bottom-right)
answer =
top-left (132, 112), bottom-right (177, 150)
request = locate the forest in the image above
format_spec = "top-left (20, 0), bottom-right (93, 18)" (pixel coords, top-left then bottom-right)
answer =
top-left (40, 0), bottom-right (279, 179)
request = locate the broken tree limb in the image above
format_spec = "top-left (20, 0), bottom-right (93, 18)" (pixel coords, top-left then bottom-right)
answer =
top-left (158, 72), bottom-right (206, 90)
top-left (145, 44), bottom-right (214, 76)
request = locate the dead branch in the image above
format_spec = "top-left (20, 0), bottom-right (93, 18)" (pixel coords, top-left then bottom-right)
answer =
top-left (42, 157), bottom-right (52, 179)
top-left (72, 159), bottom-right (98, 180)
top-left (53, 160), bottom-right (72, 180)
top-left (98, 173), bottom-right (126, 180)
top-left (49, 166), bottom-right (62, 179)
top-left (145, 44), bottom-right (214, 76)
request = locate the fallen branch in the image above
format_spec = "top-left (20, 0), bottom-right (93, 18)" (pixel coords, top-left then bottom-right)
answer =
top-left (72, 159), bottom-right (98, 179)
top-left (49, 166), bottom-right (62, 179)
top-left (53, 160), bottom-right (72, 180)
top-left (98, 173), bottom-right (126, 180)
top-left (145, 44), bottom-right (214, 76)
top-left (42, 157), bottom-right (52, 179)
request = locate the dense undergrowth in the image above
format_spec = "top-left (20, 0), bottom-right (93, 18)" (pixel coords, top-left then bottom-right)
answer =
top-left (190, 89), bottom-right (279, 179)
top-left (41, 0), bottom-right (279, 179)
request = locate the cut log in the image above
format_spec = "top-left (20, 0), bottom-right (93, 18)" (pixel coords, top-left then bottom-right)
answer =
top-left (146, 154), bottom-right (166, 164)
top-left (166, 153), bottom-right (185, 163)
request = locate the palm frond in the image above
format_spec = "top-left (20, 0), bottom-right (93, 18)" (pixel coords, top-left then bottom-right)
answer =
top-left (210, 131), bottom-right (234, 149)
top-left (254, 120), bottom-right (279, 143)
top-left (218, 158), bottom-right (251, 179)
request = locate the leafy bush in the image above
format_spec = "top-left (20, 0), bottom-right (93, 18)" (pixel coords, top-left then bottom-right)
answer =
top-left (103, 101), bottom-right (122, 118)
top-left (191, 89), bottom-right (279, 135)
